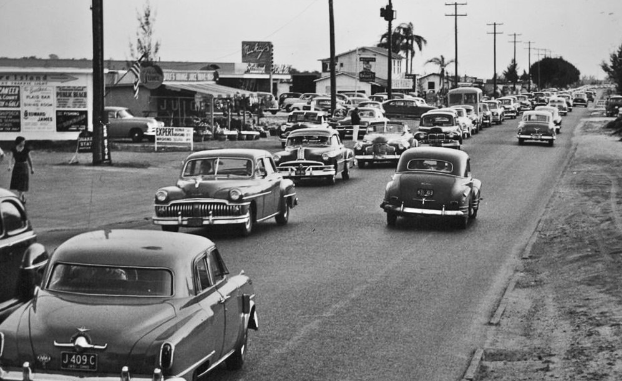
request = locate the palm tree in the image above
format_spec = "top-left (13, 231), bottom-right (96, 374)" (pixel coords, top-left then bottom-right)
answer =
top-left (377, 23), bottom-right (427, 74)
top-left (395, 22), bottom-right (427, 74)
top-left (425, 55), bottom-right (455, 94)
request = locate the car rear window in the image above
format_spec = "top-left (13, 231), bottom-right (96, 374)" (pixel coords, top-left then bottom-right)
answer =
top-left (406, 159), bottom-right (454, 173)
top-left (47, 264), bottom-right (173, 296)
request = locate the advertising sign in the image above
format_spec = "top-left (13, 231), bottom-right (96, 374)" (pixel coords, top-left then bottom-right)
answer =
top-left (140, 65), bottom-right (164, 89)
top-left (155, 127), bottom-right (194, 151)
top-left (56, 110), bottom-right (88, 132)
top-left (56, 86), bottom-right (87, 108)
top-left (0, 86), bottom-right (20, 108)
top-left (241, 41), bottom-right (272, 65)
top-left (0, 110), bottom-right (20, 132)
top-left (22, 85), bottom-right (55, 132)
top-left (359, 71), bottom-right (376, 82)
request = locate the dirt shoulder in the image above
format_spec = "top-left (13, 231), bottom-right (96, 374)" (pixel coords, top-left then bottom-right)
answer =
top-left (473, 117), bottom-right (622, 380)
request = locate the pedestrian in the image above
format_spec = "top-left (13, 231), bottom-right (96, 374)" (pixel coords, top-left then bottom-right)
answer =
top-left (351, 107), bottom-right (361, 141)
top-left (8, 136), bottom-right (34, 204)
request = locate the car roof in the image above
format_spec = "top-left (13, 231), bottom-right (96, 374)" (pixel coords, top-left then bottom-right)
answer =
top-left (50, 230), bottom-right (215, 269)
top-left (104, 106), bottom-right (128, 111)
top-left (185, 148), bottom-right (272, 161)
top-left (422, 109), bottom-right (456, 117)
top-left (289, 127), bottom-right (337, 136)
top-left (524, 110), bottom-right (552, 117)
top-left (398, 147), bottom-right (469, 174)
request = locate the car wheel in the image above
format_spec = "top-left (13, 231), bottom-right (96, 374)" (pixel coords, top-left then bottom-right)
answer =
top-left (518, 138), bottom-right (524, 145)
top-left (130, 129), bottom-right (144, 143)
top-left (239, 209), bottom-right (255, 237)
top-left (468, 200), bottom-right (478, 219)
top-left (342, 162), bottom-right (350, 180)
top-left (386, 212), bottom-right (397, 227)
top-left (275, 200), bottom-right (289, 225)
top-left (226, 325), bottom-right (248, 370)
top-left (161, 225), bottom-right (179, 232)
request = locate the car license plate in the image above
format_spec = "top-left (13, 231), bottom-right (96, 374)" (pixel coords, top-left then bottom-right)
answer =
top-left (417, 189), bottom-right (434, 197)
top-left (187, 217), bottom-right (203, 227)
top-left (374, 154), bottom-right (385, 159)
top-left (61, 352), bottom-right (97, 371)
top-left (296, 168), bottom-right (306, 176)
top-left (532, 134), bottom-right (542, 140)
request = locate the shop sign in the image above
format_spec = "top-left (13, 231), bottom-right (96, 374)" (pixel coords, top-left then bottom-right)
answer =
top-left (22, 85), bottom-right (55, 132)
top-left (140, 65), bottom-right (164, 89)
top-left (56, 86), bottom-right (87, 108)
top-left (0, 110), bottom-right (20, 132)
top-left (56, 110), bottom-right (87, 132)
top-left (359, 71), bottom-right (375, 82)
top-left (241, 41), bottom-right (272, 65)
top-left (164, 71), bottom-right (215, 82)
top-left (0, 86), bottom-right (20, 108)
top-left (392, 78), bottom-right (414, 89)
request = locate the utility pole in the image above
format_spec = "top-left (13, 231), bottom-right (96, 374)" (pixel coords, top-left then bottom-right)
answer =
top-left (534, 48), bottom-right (546, 90)
top-left (524, 41), bottom-right (534, 91)
top-left (507, 33), bottom-right (521, 91)
top-left (445, 2), bottom-right (466, 89)
top-left (91, 0), bottom-right (106, 165)
top-left (329, 0), bottom-right (336, 114)
top-left (487, 22), bottom-right (503, 98)
top-left (380, 1), bottom-right (395, 98)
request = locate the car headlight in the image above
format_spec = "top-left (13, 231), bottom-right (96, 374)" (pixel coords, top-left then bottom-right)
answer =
top-left (155, 190), bottom-right (168, 202)
top-left (273, 154), bottom-right (281, 162)
top-left (280, 125), bottom-right (287, 131)
top-left (322, 153), bottom-right (330, 161)
top-left (354, 142), bottom-right (363, 150)
top-left (398, 142), bottom-right (407, 150)
top-left (229, 189), bottom-right (243, 201)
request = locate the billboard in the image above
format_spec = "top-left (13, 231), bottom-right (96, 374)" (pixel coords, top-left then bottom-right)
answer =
top-left (241, 41), bottom-right (272, 65)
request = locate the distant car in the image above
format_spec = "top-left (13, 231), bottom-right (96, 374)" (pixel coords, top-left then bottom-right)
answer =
top-left (382, 98), bottom-right (436, 119)
top-left (278, 92), bottom-right (302, 108)
top-left (498, 96), bottom-right (519, 119)
top-left (448, 106), bottom-right (475, 138)
top-left (105, 106), bottom-right (163, 142)
top-left (380, 147), bottom-right (482, 229)
top-left (153, 149), bottom-right (297, 236)
top-left (284, 92), bottom-right (322, 112)
top-left (534, 105), bottom-right (562, 133)
top-left (585, 90), bottom-right (595, 102)
top-left (517, 110), bottom-right (557, 146)
top-left (558, 93), bottom-right (574, 112)
top-left (0, 229), bottom-right (258, 381)
top-left (273, 128), bottom-right (354, 185)
top-left (357, 100), bottom-right (386, 115)
top-left (516, 94), bottom-right (533, 111)
top-left (547, 97), bottom-right (569, 116)
top-left (415, 110), bottom-right (463, 149)
top-left (0, 188), bottom-right (48, 323)
top-left (480, 102), bottom-right (492, 127)
top-left (369, 94), bottom-right (389, 103)
top-left (532, 92), bottom-right (549, 108)
top-left (354, 121), bottom-right (417, 168)
top-left (457, 104), bottom-right (481, 133)
top-left (483, 100), bottom-right (505, 124)
top-left (305, 96), bottom-right (347, 115)
top-left (279, 110), bottom-right (330, 148)
top-left (573, 92), bottom-right (588, 107)
top-left (605, 95), bottom-right (622, 117)
top-left (332, 107), bottom-right (389, 140)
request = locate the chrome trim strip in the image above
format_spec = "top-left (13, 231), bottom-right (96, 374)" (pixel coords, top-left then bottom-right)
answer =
top-left (384, 204), bottom-right (465, 216)
top-left (175, 350), bottom-right (215, 378)
top-left (256, 211), bottom-right (279, 222)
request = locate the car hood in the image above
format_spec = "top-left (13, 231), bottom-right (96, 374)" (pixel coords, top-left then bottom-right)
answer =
top-left (363, 133), bottom-right (409, 144)
top-left (278, 146), bottom-right (332, 162)
top-left (177, 178), bottom-right (256, 198)
top-left (7, 293), bottom-right (176, 372)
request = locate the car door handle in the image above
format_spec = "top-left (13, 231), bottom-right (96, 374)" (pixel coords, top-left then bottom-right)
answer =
top-left (219, 295), bottom-right (231, 304)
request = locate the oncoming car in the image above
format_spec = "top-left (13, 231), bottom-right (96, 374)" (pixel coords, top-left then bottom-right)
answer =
top-left (380, 147), bottom-right (482, 229)
top-left (153, 149), bottom-right (297, 236)
top-left (0, 229), bottom-right (258, 381)
top-left (273, 128), bottom-right (354, 185)
top-left (415, 110), bottom-right (463, 149)
top-left (354, 121), bottom-right (417, 168)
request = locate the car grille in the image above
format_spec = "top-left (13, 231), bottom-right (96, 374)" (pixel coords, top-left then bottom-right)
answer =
top-left (428, 133), bottom-right (448, 142)
top-left (156, 202), bottom-right (241, 218)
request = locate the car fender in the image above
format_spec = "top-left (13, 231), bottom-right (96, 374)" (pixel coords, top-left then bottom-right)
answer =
top-left (279, 178), bottom-right (297, 209)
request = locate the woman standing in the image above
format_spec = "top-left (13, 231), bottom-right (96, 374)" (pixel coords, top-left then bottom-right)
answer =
top-left (8, 136), bottom-right (34, 204)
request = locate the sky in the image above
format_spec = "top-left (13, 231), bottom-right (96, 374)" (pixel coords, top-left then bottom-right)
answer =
top-left (1, 0), bottom-right (621, 81)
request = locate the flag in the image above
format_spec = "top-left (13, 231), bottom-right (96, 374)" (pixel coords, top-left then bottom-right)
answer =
top-left (130, 54), bottom-right (145, 99)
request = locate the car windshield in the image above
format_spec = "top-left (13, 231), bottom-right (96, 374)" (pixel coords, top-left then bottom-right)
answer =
top-left (358, 110), bottom-right (376, 118)
top-left (183, 158), bottom-right (253, 178)
top-left (609, 98), bottom-right (622, 105)
top-left (47, 263), bottom-right (173, 296)
top-left (481, 104), bottom-right (490, 111)
top-left (453, 109), bottom-right (465, 117)
top-left (500, 99), bottom-right (511, 105)
top-left (368, 124), bottom-right (405, 134)
top-left (287, 134), bottom-right (330, 147)
top-left (117, 109), bottom-right (133, 118)
top-left (421, 115), bottom-right (455, 127)
top-left (406, 159), bottom-right (454, 173)
top-left (523, 114), bottom-right (550, 123)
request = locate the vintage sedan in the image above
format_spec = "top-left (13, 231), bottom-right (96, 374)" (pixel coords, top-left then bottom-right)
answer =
top-left (547, 97), bottom-right (569, 116)
top-left (534, 105), bottom-right (562, 133)
top-left (105, 106), bottom-right (163, 143)
top-left (380, 147), bottom-right (482, 229)
top-left (0, 189), bottom-right (48, 323)
top-left (273, 128), bottom-right (354, 185)
top-left (448, 106), bottom-right (475, 138)
top-left (415, 110), bottom-right (463, 149)
top-left (332, 107), bottom-right (389, 140)
top-left (605, 95), bottom-right (622, 117)
top-left (517, 110), bottom-right (557, 146)
top-left (0, 230), bottom-right (258, 381)
top-left (483, 100), bottom-right (505, 124)
top-left (382, 98), bottom-right (436, 119)
top-left (279, 110), bottom-right (330, 148)
top-left (153, 149), bottom-right (297, 236)
top-left (354, 121), bottom-right (417, 168)
top-left (480, 102), bottom-right (492, 127)
top-left (498, 96), bottom-right (519, 119)
top-left (573, 92), bottom-right (589, 108)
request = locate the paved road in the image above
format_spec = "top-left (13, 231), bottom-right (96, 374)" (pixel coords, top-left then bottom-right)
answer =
top-left (16, 107), bottom-right (587, 380)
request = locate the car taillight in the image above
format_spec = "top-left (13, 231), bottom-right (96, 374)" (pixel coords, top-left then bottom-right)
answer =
top-left (159, 343), bottom-right (174, 370)
top-left (0, 332), bottom-right (4, 356)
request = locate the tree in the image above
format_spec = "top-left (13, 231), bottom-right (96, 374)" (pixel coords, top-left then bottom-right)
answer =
top-left (601, 43), bottom-right (622, 94)
top-left (49, 54), bottom-right (59, 60)
top-left (520, 70), bottom-right (530, 82)
top-left (377, 22), bottom-right (427, 74)
top-left (503, 60), bottom-right (519, 90)
top-left (425, 55), bottom-right (455, 94)
top-left (530, 57), bottom-right (580, 89)
top-left (128, 0), bottom-right (161, 63)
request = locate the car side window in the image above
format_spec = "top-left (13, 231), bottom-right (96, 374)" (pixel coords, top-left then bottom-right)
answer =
top-left (264, 157), bottom-right (278, 174)
top-left (208, 249), bottom-right (227, 283)
top-left (260, 157), bottom-right (275, 175)
top-left (194, 256), bottom-right (211, 294)
top-left (1, 200), bottom-right (27, 236)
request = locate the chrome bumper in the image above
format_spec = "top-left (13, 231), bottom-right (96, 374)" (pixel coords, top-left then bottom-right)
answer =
top-left (382, 203), bottom-right (465, 216)
top-left (355, 154), bottom-right (400, 160)
top-left (517, 134), bottom-right (555, 141)
top-left (277, 166), bottom-right (336, 178)
top-left (0, 364), bottom-right (184, 381)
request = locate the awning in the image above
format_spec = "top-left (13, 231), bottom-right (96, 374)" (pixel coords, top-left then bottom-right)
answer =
top-left (164, 81), bottom-right (255, 98)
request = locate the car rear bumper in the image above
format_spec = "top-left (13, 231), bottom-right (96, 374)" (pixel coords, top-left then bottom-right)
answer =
top-left (517, 134), bottom-right (555, 141)
top-left (382, 203), bottom-right (465, 216)
top-left (0, 365), bottom-right (185, 381)
top-left (355, 154), bottom-right (400, 161)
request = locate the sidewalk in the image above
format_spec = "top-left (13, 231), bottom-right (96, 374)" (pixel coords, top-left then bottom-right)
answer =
top-left (0, 137), bottom-right (282, 233)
